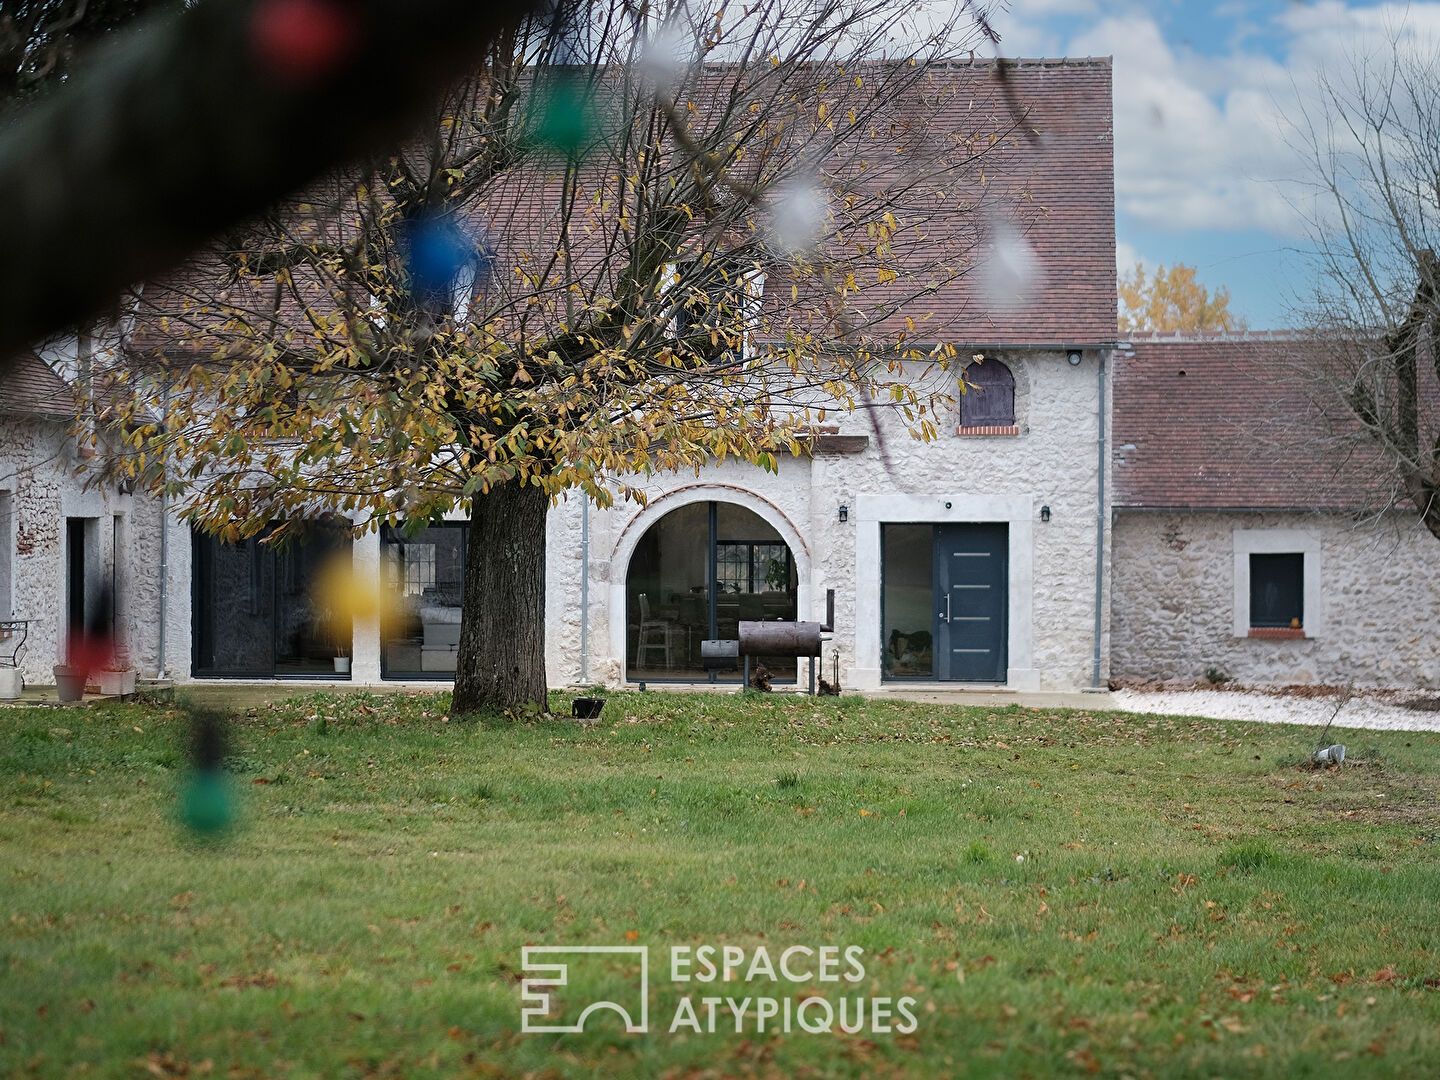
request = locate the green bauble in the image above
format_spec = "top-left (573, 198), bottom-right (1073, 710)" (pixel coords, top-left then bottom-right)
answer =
top-left (535, 77), bottom-right (592, 157)
top-left (180, 769), bottom-right (233, 836)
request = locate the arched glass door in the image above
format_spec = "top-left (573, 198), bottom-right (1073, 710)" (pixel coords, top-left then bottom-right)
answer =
top-left (626, 501), bottom-right (797, 682)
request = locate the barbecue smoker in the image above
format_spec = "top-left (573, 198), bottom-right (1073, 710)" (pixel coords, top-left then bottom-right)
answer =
top-left (700, 589), bottom-right (835, 694)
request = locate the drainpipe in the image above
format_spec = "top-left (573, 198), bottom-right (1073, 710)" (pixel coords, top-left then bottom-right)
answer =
top-left (156, 379), bottom-right (169, 681)
top-left (579, 497), bottom-right (589, 684)
top-left (1091, 350), bottom-right (1107, 688)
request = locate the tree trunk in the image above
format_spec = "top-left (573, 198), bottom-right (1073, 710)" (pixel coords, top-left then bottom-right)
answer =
top-left (451, 480), bottom-right (549, 714)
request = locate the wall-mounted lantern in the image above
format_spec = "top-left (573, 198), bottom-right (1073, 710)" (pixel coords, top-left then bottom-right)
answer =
top-left (1067, 350), bottom-right (1083, 366)
top-left (838, 504), bottom-right (849, 523)
top-left (1040, 505), bottom-right (1051, 522)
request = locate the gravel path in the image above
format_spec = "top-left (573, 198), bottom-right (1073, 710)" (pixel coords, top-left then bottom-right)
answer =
top-left (1111, 687), bottom-right (1440, 733)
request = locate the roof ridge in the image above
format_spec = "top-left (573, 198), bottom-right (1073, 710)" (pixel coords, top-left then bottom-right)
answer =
top-left (1124, 329), bottom-right (1307, 344)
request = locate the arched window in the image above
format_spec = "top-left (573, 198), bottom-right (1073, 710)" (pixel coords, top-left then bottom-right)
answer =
top-left (959, 358), bottom-right (1016, 429)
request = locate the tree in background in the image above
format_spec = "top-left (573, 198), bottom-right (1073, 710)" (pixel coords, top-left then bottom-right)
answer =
top-left (92, 0), bottom-right (1023, 712)
top-left (1285, 28), bottom-right (1440, 541)
top-left (1118, 262), bottom-right (1246, 334)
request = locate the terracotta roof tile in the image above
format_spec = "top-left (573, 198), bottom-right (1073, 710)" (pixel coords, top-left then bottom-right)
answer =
top-left (1112, 334), bottom-right (1383, 510)
top-left (0, 353), bottom-right (73, 417)
top-left (868, 59), bottom-right (1117, 346)
top-left (133, 58), bottom-right (1117, 359)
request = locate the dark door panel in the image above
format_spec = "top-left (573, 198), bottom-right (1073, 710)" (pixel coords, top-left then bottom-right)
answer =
top-left (935, 523), bottom-right (1007, 682)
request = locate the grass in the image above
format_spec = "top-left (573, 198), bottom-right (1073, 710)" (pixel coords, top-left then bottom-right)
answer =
top-left (1, 690), bottom-right (1439, 1078)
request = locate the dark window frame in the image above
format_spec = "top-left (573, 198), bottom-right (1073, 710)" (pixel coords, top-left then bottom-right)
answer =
top-left (379, 520), bottom-right (468, 681)
top-left (625, 501), bottom-right (797, 684)
top-left (191, 522), bottom-right (354, 679)
top-left (959, 359), bottom-right (1016, 427)
top-left (1248, 552), bottom-right (1304, 629)
top-left (715, 540), bottom-right (792, 594)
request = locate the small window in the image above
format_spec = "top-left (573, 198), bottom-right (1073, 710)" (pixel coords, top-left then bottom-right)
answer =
top-left (715, 541), bottom-right (791, 593)
top-left (1249, 553), bottom-right (1303, 628)
top-left (670, 256), bottom-right (764, 361)
top-left (959, 359), bottom-right (1015, 427)
top-left (403, 543), bottom-right (437, 596)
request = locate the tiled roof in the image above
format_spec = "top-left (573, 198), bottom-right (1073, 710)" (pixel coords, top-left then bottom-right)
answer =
top-left (133, 58), bottom-right (1117, 360)
top-left (0, 353), bottom-right (73, 417)
top-left (1112, 334), bottom-right (1378, 510)
top-left (922, 58), bottom-right (1117, 346)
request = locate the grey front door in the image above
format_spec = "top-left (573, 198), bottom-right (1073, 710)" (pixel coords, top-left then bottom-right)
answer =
top-left (935, 523), bottom-right (1008, 682)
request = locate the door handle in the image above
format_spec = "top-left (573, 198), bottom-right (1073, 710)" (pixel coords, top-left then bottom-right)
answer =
top-left (940, 593), bottom-right (951, 623)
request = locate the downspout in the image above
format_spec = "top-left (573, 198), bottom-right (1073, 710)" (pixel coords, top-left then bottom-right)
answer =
top-left (579, 497), bottom-right (589, 685)
top-left (1091, 350), bottom-right (1107, 688)
top-left (156, 379), bottom-right (169, 681)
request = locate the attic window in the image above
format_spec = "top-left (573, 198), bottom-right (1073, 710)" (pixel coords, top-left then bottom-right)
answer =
top-left (668, 256), bottom-right (765, 361)
top-left (958, 358), bottom-right (1016, 433)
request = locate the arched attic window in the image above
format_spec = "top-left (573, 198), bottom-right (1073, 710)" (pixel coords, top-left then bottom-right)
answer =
top-left (958, 357), bottom-right (1017, 434)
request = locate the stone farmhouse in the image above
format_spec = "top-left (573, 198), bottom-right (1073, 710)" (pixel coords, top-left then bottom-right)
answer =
top-left (2, 57), bottom-right (1435, 694)
top-left (1111, 335), bottom-right (1440, 688)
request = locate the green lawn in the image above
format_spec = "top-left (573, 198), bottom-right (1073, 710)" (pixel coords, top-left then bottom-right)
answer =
top-left (2, 691), bottom-right (1438, 1078)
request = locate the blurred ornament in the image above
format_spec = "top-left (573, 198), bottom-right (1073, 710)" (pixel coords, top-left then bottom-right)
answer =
top-left (180, 769), bottom-right (233, 836)
top-left (770, 178), bottom-right (827, 255)
top-left (65, 586), bottom-right (116, 684)
top-left (640, 21), bottom-right (690, 90)
top-left (249, 0), bottom-right (360, 84)
top-left (313, 549), bottom-right (399, 637)
top-left (180, 710), bottom-right (234, 837)
top-left (979, 217), bottom-right (1043, 312)
top-left (533, 73), bottom-right (595, 158)
top-left (403, 216), bottom-right (470, 297)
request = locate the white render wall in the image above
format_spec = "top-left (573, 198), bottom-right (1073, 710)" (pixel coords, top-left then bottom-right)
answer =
top-left (1111, 510), bottom-right (1440, 687)
top-left (547, 349), bottom-right (1112, 691)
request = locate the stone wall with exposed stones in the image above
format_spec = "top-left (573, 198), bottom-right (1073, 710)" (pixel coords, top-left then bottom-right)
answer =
top-left (1111, 510), bottom-right (1440, 687)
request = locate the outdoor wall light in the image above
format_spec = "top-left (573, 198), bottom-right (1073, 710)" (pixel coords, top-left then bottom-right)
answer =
top-left (1040, 505), bottom-right (1051, 522)
top-left (838, 504), bottom-right (849, 523)
top-left (1067, 350), bottom-right (1083, 366)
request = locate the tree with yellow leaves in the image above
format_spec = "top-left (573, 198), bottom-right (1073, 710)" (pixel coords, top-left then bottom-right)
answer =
top-left (1118, 262), bottom-right (1247, 334)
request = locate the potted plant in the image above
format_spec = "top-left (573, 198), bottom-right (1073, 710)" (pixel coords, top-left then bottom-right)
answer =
top-left (97, 663), bottom-right (137, 697)
top-left (326, 613), bottom-right (352, 675)
top-left (52, 664), bottom-right (85, 703)
top-left (313, 601), bottom-right (352, 675)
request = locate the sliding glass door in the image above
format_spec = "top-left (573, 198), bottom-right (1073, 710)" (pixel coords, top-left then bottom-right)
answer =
top-left (192, 523), bottom-right (352, 678)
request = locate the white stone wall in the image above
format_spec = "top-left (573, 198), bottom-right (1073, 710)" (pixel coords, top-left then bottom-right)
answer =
top-left (1111, 510), bottom-right (1440, 687)
top-left (147, 349), bottom-right (1113, 692)
top-left (0, 416), bottom-right (165, 684)
top-left (547, 349), bottom-right (1112, 691)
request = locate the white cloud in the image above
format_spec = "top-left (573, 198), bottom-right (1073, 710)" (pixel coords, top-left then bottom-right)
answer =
top-left (1009, 0), bottom-right (1098, 16)
top-left (988, 2), bottom-right (1440, 237)
top-left (1115, 239), bottom-right (1145, 274)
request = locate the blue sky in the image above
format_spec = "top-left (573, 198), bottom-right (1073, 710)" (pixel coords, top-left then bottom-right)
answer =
top-left (985, 1), bottom-right (1440, 327)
